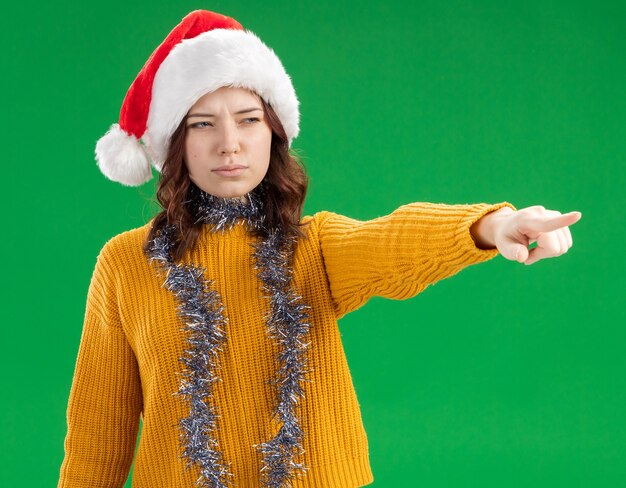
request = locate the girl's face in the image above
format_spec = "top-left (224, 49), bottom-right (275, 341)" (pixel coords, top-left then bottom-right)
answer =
top-left (183, 86), bottom-right (272, 201)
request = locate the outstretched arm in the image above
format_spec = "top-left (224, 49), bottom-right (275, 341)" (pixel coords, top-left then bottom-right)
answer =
top-left (316, 201), bottom-right (517, 320)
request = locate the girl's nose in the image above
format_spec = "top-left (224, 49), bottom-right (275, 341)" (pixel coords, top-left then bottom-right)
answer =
top-left (218, 121), bottom-right (240, 155)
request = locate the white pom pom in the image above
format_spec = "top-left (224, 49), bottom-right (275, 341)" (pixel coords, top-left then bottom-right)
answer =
top-left (95, 124), bottom-right (153, 186)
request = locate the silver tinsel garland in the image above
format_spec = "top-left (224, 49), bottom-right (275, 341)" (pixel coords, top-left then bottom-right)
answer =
top-left (145, 182), bottom-right (312, 487)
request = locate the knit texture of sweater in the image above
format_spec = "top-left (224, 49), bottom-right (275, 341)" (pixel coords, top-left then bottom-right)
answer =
top-left (58, 200), bottom-right (516, 487)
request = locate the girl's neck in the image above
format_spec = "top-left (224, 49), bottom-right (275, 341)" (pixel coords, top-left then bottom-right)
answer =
top-left (186, 181), bottom-right (266, 233)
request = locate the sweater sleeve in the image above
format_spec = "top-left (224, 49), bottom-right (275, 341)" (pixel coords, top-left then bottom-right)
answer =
top-left (58, 240), bottom-right (143, 487)
top-left (317, 201), bottom-right (517, 319)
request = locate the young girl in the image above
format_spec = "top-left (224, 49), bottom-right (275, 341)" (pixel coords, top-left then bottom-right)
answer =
top-left (57, 9), bottom-right (581, 488)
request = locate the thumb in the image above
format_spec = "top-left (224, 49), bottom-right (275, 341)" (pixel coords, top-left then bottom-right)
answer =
top-left (506, 245), bottom-right (529, 263)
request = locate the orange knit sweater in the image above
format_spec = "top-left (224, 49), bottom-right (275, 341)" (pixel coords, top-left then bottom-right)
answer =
top-left (58, 200), bottom-right (515, 487)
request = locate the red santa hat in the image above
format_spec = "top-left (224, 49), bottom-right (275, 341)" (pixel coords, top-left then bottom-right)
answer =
top-left (95, 10), bottom-right (300, 186)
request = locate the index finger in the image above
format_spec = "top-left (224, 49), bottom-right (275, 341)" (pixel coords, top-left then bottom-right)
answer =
top-left (533, 211), bottom-right (582, 233)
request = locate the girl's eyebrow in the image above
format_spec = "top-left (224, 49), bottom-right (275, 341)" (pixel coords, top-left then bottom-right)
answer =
top-left (186, 107), bottom-right (263, 118)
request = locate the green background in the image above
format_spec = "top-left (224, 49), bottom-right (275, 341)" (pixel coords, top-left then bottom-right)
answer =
top-left (1, 0), bottom-right (624, 486)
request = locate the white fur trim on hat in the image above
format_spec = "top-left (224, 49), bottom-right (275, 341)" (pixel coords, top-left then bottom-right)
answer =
top-left (144, 28), bottom-right (300, 170)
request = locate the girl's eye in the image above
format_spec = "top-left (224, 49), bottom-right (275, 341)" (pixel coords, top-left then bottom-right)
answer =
top-left (189, 118), bottom-right (260, 129)
top-left (190, 121), bottom-right (212, 128)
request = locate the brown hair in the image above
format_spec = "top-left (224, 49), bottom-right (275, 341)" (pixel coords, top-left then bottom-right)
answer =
top-left (142, 93), bottom-right (311, 263)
